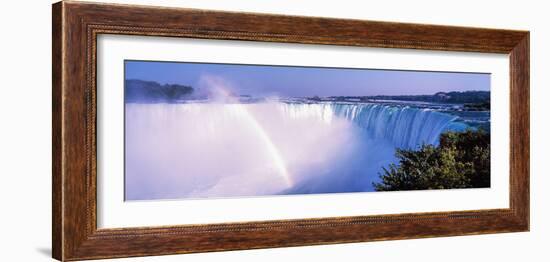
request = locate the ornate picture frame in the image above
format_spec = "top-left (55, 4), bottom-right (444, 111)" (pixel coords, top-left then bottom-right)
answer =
top-left (52, 1), bottom-right (529, 261)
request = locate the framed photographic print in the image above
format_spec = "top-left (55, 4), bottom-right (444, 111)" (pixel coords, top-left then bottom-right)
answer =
top-left (52, 1), bottom-right (529, 261)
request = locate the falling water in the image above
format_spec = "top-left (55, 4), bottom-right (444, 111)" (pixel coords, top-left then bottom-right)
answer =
top-left (125, 102), bottom-right (463, 200)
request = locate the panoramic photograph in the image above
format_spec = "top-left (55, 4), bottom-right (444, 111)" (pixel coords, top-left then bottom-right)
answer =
top-left (124, 60), bottom-right (491, 201)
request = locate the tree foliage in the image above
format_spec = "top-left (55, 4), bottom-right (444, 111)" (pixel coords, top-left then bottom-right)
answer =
top-left (364, 91), bottom-right (490, 104)
top-left (125, 79), bottom-right (195, 102)
top-left (373, 129), bottom-right (490, 191)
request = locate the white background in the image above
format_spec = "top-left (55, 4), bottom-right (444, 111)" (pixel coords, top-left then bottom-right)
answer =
top-left (0, 0), bottom-right (547, 261)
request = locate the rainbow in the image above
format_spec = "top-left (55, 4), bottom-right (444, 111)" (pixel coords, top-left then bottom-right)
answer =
top-left (213, 86), bottom-right (292, 187)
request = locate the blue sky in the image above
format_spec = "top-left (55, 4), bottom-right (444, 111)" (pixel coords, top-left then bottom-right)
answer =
top-left (125, 60), bottom-right (490, 97)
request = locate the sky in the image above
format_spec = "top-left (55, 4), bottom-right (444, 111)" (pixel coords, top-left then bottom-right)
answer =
top-left (125, 60), bottom-right (490, 97)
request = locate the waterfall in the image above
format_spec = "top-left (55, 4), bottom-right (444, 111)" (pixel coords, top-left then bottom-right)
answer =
top-left (125, 101), bottom-right (466, 200)
top-left (280, 102), bottom-right (460, 149)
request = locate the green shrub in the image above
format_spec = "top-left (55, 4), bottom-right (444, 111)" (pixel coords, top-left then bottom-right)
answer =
top-left (373, 129), bottom-right (490, 191)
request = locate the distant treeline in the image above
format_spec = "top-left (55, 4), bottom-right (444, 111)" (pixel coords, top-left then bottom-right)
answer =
top-left (324, 91), bottom-right (490, 104)
top-left (463, 101), bottom-right (491, 111)
top-left (366, 91), bottom-right (490, 104)
top-left (125, 79), bottom-right (200, 102)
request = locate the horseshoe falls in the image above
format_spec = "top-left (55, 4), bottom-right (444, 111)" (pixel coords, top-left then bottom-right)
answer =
top-left (316, 103), bottom-right (462, 149)
top-left (125, 102), bottom-right (469, 200)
